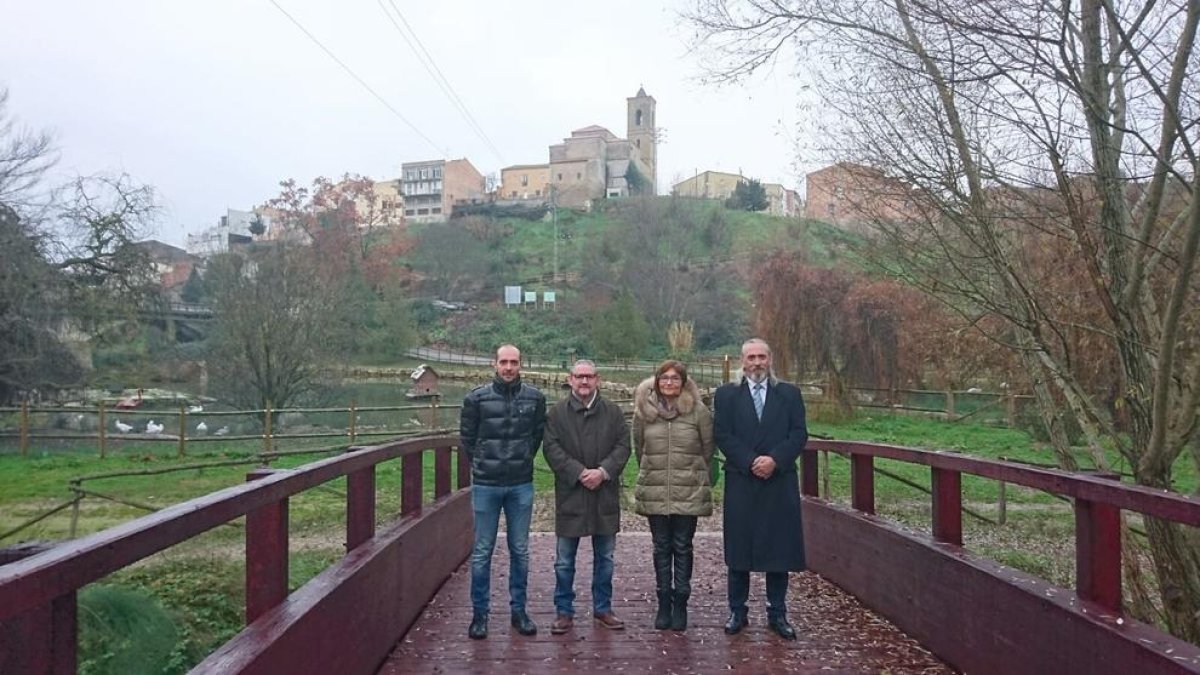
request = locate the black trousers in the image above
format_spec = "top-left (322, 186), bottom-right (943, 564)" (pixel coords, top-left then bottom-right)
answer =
top-left (647, 515), bottom-right (697, 596)
top-left (728, 569), bottom-right (789, 619)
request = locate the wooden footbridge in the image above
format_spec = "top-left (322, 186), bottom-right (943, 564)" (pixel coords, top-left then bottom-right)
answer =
top-left (3, 435), bottom-right (1200, 673)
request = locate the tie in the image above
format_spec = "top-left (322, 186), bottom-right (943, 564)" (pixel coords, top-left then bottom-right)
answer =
top-left (753, 383), bottom-right (765, 421)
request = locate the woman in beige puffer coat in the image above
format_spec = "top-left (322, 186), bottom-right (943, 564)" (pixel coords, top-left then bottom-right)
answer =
top-left (633, 360), bottom-right (714, 632)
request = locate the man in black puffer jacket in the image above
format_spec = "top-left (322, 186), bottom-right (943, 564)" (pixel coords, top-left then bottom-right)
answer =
top-left (460, 344), bottom-right (546, 640)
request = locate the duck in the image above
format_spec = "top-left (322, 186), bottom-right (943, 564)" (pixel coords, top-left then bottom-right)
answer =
top-left (214, 425), bottom-right (230, 436)
top-left (145, 420), bottom-right (164, 434)
top-left (114, 420), bottom-right (134, 433)
top-left (115, 388), bottom-right (144, 410)
top-left (196, 421), bottom-right (209, 434)
top-left (187, 404), bottom-right (204, 414)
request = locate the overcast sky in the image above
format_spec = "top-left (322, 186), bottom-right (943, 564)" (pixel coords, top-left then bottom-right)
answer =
top-left (1, 0), bottom-right (817, 246)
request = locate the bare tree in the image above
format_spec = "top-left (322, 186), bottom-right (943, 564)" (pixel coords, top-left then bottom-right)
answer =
top-left (687, 0), bottom-right (1200, 638)
top-left (0, 89), bottom-right (55, 211)
top-left (206, 246), bottom-right (345, 415)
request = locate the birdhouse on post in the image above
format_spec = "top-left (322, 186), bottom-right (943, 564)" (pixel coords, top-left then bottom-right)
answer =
top-left (407, 364), bottom-right (441, 399)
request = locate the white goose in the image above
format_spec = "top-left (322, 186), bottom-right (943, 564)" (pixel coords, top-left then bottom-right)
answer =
top-left (145, 420), bottom-right (165, 434)
top-left (214, 425), bottom-right (230, 436)
top-left (196, 421), bottom-right (209, 434)
top-left (114, 420), bottom-right (134, 433)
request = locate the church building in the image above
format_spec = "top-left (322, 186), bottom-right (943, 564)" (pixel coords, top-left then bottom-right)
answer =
top-left (546, 87), bottom-right (658, 208)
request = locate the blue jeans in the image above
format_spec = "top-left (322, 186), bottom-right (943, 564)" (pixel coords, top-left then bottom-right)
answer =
top-left (554, 534), bottom-right (616, 616)
top-left (470, 482), bottom-right (534, 614)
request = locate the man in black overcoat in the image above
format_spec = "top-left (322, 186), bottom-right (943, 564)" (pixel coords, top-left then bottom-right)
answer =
top-left (713, 338), bottom-right (808, 640)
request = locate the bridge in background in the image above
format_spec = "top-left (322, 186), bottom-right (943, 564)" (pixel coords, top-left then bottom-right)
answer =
top-left (3, 435), bottom-right (1200, 673)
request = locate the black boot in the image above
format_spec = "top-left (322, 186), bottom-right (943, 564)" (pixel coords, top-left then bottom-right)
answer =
top-left (671, 590), bottom-right (689, 631)
top-left (670, 516), bottom-right (697, 631)
top-left (468, 611), bottom-right (488, 639)
top-left (654, 590), bottom-right (672, 630)
top-left (649, 516), bottom-right (674, 630)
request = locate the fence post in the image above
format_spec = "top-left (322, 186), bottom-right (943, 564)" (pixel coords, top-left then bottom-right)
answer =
top-left (263, 402), bottom-right (274, 458)
top-left (722, 355), bottom-right (731, 383)
top-left (997, 480), bottom-right (1008, 525)
top-left (821, 450), bottom-right (830, 498)
top-left (20, 401), bottom-right (29, 457)
top-left (348, 399), bottom-right (357, 444)
top-left (931, 467), bottom-right (963, 545)
top-left (0, 590), bottom-right (78, 674)
top-left (1006, 393), bottom-right (1016, 427)
top-left (850, 453), bottom-right (875, 514)
top-left (245, 468), bottom-right (288, 623)
top-left (457, 446), bottom-right (471, 488)
top-left (945, 390), bottom-right (956, 418)
top-left (401, 450), bottom-right (423, 515)
top-left (98, 405), bottom-right (107, 459)
top-left (432, 397), bottom-right (440, 429)
top-left (435, 445), bottom-right (452, 498)
top-left (1075, 471), bottom-right (1122, 612)
top-left (801, 448), bottom-right (819, 497)
top-left (345, 449), bottom-right (375, 551)
top-left (178, 407), bottom-right (187, 458)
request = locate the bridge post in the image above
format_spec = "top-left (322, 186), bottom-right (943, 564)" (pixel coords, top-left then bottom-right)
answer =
top-left (456, 447), bottom-right (471, 488)
top-left (801, 447), bottom-right (819, 497)
top-left (931, 467), bottom-right (963, 545)
top-left (401, 451), bottom-right (424, 515)
top-left (1075, 472), bottom-right (1122, 612)
top-left (850, 453), bottom-right (875, 514)
top-left (435, 446), bottom-right (452, 498)
top-left (346, 456), bottom-right (376, 551)
top-left (245, 468), bottom-right (289, 623)
top-left (0, 590), bottom-right (77, 675)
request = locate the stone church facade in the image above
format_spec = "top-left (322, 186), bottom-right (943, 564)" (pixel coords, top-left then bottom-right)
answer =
top-left (546, 87), bottom-right (658, 209)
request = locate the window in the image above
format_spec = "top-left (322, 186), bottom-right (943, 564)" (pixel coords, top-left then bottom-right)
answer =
top-left (405, 209), bottom-right (416, 216)
top-left (417, 208), bottom-right (429, 215)
top-left (557, 173), bottom-right (562, 181)
top-left (576, 172), bottom-right (581, 180)
top-left (432, 207), bottom-right (441, 214)
top-left (433, 167), bottom-right (442, 179)
top-left (521, 174), bottom-right (528, 186)
top-left (636, 109), bottom-right (643, 126)
top-left (636, 139), bottom-right (640, 148)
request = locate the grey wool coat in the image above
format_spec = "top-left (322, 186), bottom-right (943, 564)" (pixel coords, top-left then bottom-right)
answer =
top-left (542, 392), bottom-right (632, 538)
top-left (632, 377), bottom-right (715, 517)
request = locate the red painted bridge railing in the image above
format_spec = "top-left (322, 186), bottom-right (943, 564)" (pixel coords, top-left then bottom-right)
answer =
top-left (802, 439), bottom-right (1200, 674)
top-left (0, 435), bottom-right (472, 675)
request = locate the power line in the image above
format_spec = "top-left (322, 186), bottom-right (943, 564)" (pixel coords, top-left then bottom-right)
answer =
top-left (377, 0), bottom-right (505, 165)
top-left (266, 0), bottom-right (445, 157)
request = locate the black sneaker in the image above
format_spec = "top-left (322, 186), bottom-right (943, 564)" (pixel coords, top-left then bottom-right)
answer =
top-left (468, 612), bottom-right (488, 639)
top-left (511, 610), bottom-right (537, 636)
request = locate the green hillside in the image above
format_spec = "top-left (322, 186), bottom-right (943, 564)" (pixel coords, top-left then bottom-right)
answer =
top-left (405, 197), bottom-right (856, 358)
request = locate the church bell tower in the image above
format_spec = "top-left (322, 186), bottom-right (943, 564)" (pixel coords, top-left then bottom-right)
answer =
top-left (627, 87), bottom-right (657, 194)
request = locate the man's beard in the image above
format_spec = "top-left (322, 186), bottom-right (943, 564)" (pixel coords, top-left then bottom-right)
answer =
top-left (745, 370), bottom-right (768, 384)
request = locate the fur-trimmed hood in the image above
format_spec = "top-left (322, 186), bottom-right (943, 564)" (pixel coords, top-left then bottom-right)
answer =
top-left (634, 376), bottom-right (701, 421)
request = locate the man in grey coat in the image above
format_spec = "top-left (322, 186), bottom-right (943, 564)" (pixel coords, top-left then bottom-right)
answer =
top-left (542, 360), bottom-right (632, 635)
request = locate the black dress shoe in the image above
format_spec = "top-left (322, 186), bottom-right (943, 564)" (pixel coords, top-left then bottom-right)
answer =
top-left (511, 610), bottom-right (538, 636)
top-left (468, 612), bottom-right (488, 639)
top-left (768, 616), bottom-right (797, 640)
top-left (724, 612), bottom-right (748, 635)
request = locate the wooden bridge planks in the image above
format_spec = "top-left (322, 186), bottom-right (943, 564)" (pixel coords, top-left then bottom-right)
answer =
top-left (381, 532), bottom-right (950, 674)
